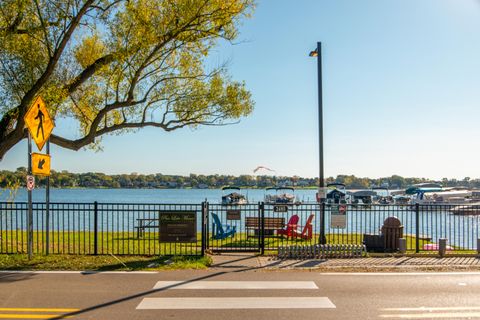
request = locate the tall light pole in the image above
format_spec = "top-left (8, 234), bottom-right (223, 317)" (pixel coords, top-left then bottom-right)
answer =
top-left (309, 42), bottom-right (325, 197)
top-left (310, 42), bottom-right (326, 244)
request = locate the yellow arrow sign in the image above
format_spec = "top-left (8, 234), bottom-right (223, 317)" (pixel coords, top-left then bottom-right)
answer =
top-left (24, 96), bottom-right (54, 151)
top-left (31, 153), bottom-right (51, 176)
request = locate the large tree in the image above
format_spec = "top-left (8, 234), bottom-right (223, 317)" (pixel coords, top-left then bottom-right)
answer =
top-left (0, 0), bottom-right (254, 160)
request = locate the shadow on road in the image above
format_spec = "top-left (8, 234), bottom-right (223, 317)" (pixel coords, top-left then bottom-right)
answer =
top-left (0, 272), bottom-right (36, 283)
top-left (50, 255), bottom-right (268, 319)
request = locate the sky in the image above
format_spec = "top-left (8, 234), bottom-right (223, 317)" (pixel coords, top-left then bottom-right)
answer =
top-left (2, 0), bottom-right (480, 180)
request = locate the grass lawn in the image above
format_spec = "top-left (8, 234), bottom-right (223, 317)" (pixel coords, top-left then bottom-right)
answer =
top-left (1, 230), bottom-right (203, 255)
top-left (0, 254), bottom-right (212, 271)
top-left (209, 233), bottom-right (432, 251)
top-left (1, 230), bottom-right (475, 256)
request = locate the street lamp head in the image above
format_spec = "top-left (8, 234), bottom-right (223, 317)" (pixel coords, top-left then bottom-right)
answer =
top-left (309, 49), bottom-right (318, 57)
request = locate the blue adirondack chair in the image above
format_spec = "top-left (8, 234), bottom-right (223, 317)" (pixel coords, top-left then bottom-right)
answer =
top-left (211, 212), bottom-right (236, 240)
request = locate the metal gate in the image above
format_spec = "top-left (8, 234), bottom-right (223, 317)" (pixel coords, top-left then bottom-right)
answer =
top-left (263, 202), bottom-right (321, 251)
top-left (206, 202), bottom-right (322, 253)
top-left (206, 203), bottom-right (263, 252)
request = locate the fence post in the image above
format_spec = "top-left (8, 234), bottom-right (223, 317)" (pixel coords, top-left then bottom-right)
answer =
top-left (201, 202), bottom-right (207, 256)
top-left (320, 202), bottom-right (326, 245)
top-left (205, 202), bottom-right (210, 250)
top-left (260, 202), bottom-right (265, 255)
top-left (94, 201), bottom-right (98, 255)
top-left (415, 203), bottom-right (420, 253)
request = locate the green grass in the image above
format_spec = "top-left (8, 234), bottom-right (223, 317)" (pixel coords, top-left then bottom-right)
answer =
top-left (0, 254), bottom-right (212, 271)
top-left (208, 233), bottom-right (430, 250)
top-left (1, 230), bottom-right (203, 255)
top-left (1, 230), bottom-right (475, 256)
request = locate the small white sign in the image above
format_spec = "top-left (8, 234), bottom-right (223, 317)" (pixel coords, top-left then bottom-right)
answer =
top-left (331, 204), bottom-right (347, 228)
top-left (26, 175), bottom-right (35, 191)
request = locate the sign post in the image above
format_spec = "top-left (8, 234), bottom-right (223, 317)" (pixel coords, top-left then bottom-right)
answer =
top-left (46, 140), bottom-right (50, 255)
top-left (27, 133), bottom-right (33, 259)
top-left (24, 96), bottom-right (55, 259)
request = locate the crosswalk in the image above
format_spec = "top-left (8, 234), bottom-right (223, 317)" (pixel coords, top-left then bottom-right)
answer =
top-left (379, 307), bottom-right (480, 319)
top-left (136, 280), bottom-right (336, 310)
top-left (152, 280), bottom-right (319, 290)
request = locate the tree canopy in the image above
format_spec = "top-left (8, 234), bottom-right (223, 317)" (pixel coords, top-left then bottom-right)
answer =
top-left (0, 0), bottom-right (255, 160)
top-left (2, 168), bottom-right (471, 190)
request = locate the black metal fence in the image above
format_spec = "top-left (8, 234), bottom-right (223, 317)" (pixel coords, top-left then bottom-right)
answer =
top-left (0, 202), bottom-right (204, 256)
top-left (204, 202), bottom-right (480, 254)
top-left (1, 202), bottom-right (479, 256)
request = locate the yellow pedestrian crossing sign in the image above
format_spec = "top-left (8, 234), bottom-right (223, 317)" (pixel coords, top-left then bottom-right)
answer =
top-left (24, 96), bottom-right (54, 151)
top-left (31, 153), bottom-right (51, 176)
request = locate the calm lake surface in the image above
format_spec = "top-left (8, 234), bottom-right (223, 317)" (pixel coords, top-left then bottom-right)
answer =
top-left (0, 188), bottom-right (318, 204)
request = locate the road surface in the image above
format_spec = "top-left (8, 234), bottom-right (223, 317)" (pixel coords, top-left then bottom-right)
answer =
top-left (1, 270), bottom-right (480, 319)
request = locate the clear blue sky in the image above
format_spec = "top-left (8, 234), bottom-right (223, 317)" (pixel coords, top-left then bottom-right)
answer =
top-left (2, 0), bottom-right (480, 179)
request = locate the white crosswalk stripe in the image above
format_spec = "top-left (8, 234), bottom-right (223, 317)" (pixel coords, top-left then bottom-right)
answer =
top-left (153, 280), bottom-right (319, 290)
top-left (137, 297), bottom-right (335, 310)
top-left (379, 312), bottom-right (480, 318)
top-left (136, 280), bottom-right (335, 310)
top-left (379, 306), bottom-right (480, 318)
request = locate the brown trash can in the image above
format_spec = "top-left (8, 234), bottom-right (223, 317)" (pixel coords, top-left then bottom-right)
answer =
top-left (381, 216), bottom-right (403, 251)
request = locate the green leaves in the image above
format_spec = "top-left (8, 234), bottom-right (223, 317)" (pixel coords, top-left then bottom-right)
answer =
top-left (74, 34), bottom-right (107, 69)
top-left (0, 0), bottom-right (255, 159)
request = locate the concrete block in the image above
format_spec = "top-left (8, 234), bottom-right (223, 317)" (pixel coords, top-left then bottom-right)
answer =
top-left (439, 238), bottom-right (447, 257)
top-left (398, 238), bottom-right (407, 254)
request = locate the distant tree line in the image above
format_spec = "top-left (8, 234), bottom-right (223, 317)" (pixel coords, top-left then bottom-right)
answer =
top-left (0, 168), bottom-right (479, 190)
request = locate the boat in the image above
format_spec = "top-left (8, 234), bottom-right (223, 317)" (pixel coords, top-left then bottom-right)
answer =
top-left (371, 187), bottom-right (394, 205)
top-left (449, 202), bottom-right (480, 215)
top-left (471, 190), bottom-right (480, 201)
top-left (221, 187), bottom-right (248, 205)
top-left (405, 185), bottom-right (443, 196)
top-left (410, 188), bottom-right (473, 205)
top-left (404, 183), bottom-right (471, 205)
top-left (411, 182), bottom-right (443, 188)
top-left (264, 187), bottom-right (297, 205)
top-left (350, 190), bottom-right (376, 206)
top-left (325, 183), bottom-right (348, 205)
top-left (393, 195), bottom-right (411, 205)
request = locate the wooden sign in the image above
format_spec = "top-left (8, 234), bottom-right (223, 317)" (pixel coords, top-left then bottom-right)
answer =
top-left (24, 96), bottom-right (54, 151)
top-left (31, 153), bottom-right (51, 176)
top-left (159, 211), bottom-right (196, 243)
top-left (226, 210), bottom-right (241, 220)
top-left (273, 205), bottom-right (288, 213)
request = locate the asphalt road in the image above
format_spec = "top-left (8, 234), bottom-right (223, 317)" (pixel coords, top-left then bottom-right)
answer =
top-left (1, 270), bottom-right (480, 319)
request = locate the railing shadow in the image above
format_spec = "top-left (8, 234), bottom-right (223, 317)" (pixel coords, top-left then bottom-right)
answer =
top-left (0, 272), bottom-right (36, 283)
top-left (49, 258), bottom-right (272, 320)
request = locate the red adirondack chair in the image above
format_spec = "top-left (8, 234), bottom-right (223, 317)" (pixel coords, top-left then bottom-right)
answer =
top-left (293, 214), bottom-right (315, 240)
top-left (276, 214), bottom-right (299, 239)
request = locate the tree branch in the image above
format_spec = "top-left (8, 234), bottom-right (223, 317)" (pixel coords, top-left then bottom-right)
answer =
top-left (64, 54), bottom-right (115, 94)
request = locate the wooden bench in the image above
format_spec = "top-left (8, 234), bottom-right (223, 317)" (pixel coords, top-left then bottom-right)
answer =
top-left (245, 217), bottom-right (285, 238)
top-left (135, 218), bottom-right (159, 238)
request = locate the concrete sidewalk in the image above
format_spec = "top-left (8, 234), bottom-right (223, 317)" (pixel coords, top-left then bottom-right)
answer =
top-left (210, 253), bottom-right (480, 271)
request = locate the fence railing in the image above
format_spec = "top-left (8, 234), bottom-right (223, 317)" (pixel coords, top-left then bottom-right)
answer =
top-left (0, 202), bottom-right (204, 256)
top-left (1, 202), bottom-right (479, 256)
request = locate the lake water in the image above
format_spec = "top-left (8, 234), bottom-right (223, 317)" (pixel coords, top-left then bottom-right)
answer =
top-left (0, 188), bottom-right (318, 204)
